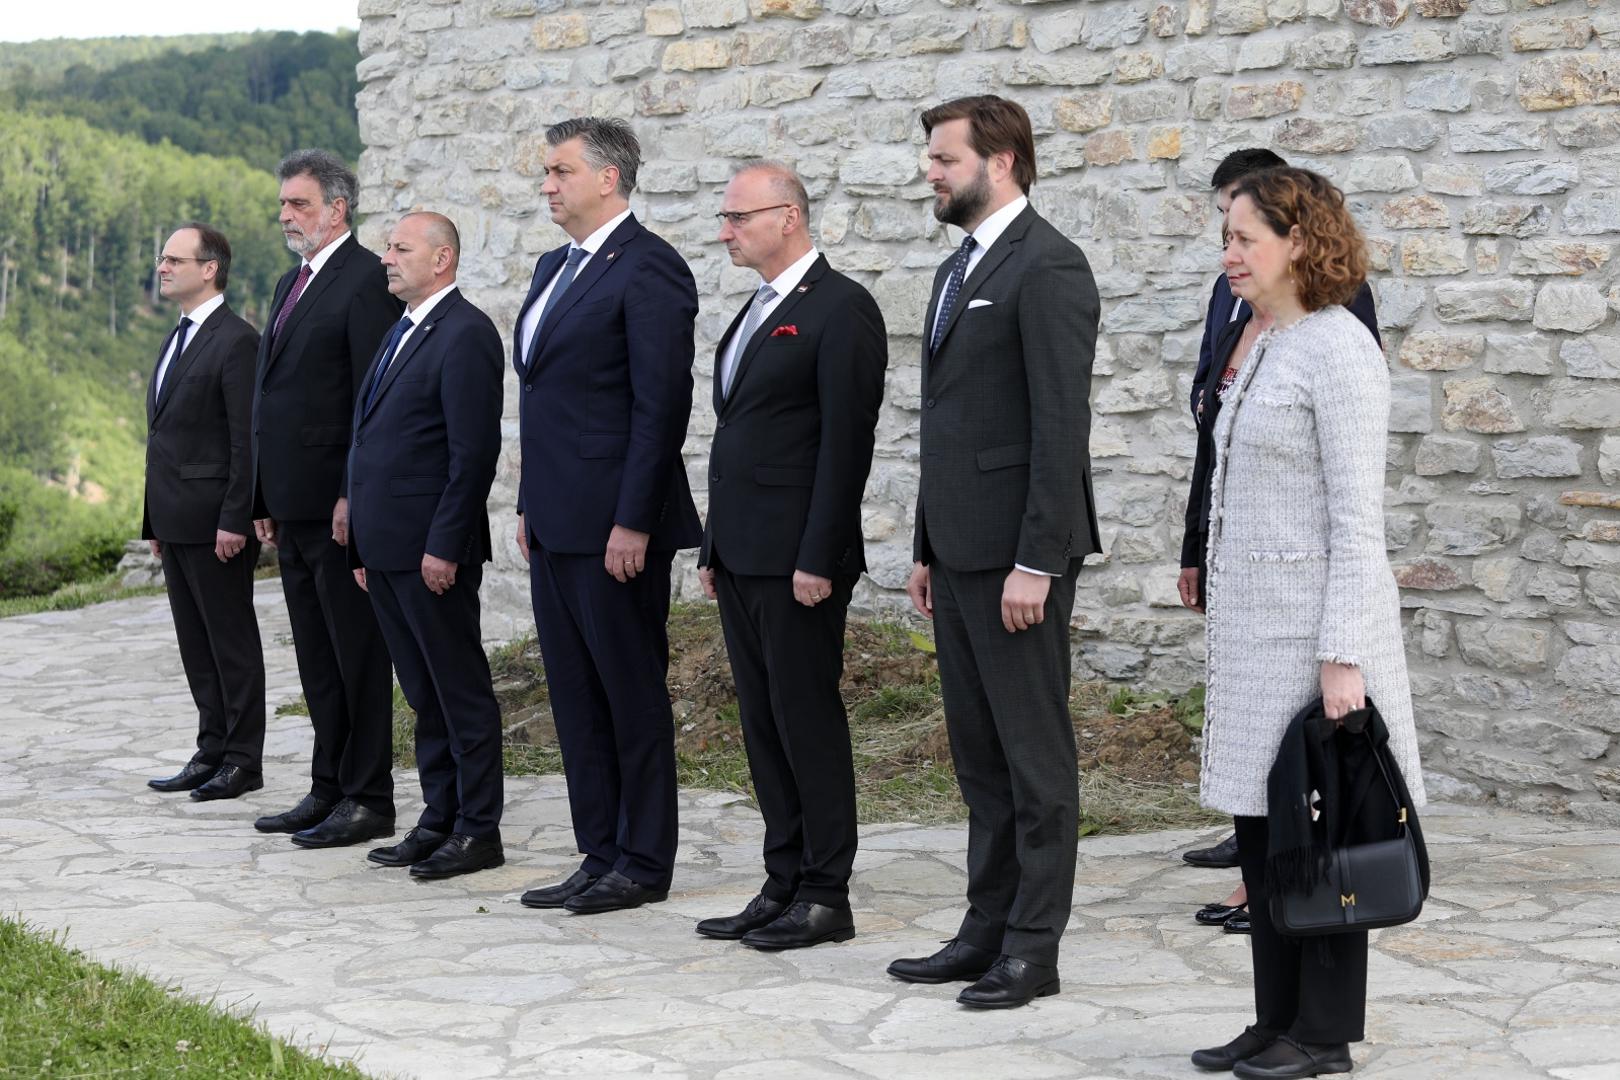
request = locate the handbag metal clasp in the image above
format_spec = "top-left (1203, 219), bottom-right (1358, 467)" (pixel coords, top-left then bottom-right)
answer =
top-left (1340, 893), bottom-right (1356, 908)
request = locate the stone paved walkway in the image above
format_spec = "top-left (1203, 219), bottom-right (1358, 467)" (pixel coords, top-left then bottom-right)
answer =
top-left (3, 584), bottom-right (1619, 1079)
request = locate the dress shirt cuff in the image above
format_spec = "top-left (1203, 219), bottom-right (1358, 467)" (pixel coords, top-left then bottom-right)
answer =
top-left (1014, 563), bottom-right (1059, 577)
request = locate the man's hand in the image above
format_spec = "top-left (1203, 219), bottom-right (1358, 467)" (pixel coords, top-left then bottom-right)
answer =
top-left (604, 525), bottom-right (650, 583)
top-left (353, 568), bottom-right (368, 592)
top-left (906, 562), bottom-right (933, 620)
top-left (149, 539), bottom-right (162, 559)
top-left (1001, 567), bottom-right (1051, 633)
top-left (1176, 567), bottom-right (1204, 613)
top-left (215, 530), bottom-right (248, 563)
top-left (422, 554), bottom-right (458, 595)
top-left (254, 518), bottom-right (278, 547)
top-left (1321, 661), bottom-right (1366, 723)
top-left (697, 565), bottom-right (717, 600)
top-left (793, 570), bottom-right (834, 608)
top-left (331, 497), bottom-right (350, 547)
top-left (516, 513), bottom-right (530, 562)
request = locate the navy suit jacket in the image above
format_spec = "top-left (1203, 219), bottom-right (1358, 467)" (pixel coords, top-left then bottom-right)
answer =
top-left (1190, 274), bottom-right (1381, 413)
top-left (513, 213), bottom-right (702, 555)
top-left (346, 288), bottom-right (504, 573)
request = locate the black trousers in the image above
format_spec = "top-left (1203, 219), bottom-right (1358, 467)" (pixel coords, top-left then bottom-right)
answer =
top-left (931, 561), bottom-right (1080, 967)
top-left (714, 561), bottom-right (858, 907)
top-left (528, 545), bottom-right (678, 889)
top-left (160, 539), bottom-right (266, 771)
top-left (367, 563), bottom-right (503, 841)
top-left (1234, 814), bottom-right (1368, 1044)
top-left (272, 518), bottom-right (394, 816)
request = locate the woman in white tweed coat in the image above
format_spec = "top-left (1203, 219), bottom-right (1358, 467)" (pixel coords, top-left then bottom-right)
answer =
top-left (1192, 168), bottom-right (1426, 1080)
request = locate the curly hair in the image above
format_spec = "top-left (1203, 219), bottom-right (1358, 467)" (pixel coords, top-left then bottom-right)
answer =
top-left (1229, 166), bottom-right (1368, 310)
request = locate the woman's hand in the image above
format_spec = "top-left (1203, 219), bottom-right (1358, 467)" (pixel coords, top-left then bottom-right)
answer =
top-left (1176, 567), bottom-right (1203, 613)
top-left (1321, 661), bottom-right (1365, 723)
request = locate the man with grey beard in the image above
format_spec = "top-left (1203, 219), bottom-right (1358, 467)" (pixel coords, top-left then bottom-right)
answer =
top-left (250, 149), bottom-right (403, 851)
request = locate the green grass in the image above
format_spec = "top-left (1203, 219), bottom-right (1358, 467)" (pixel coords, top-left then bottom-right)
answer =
top-left (0, 571), bottom-right (164, 618)
top-left (0, 917), bottom-right (369, 1079)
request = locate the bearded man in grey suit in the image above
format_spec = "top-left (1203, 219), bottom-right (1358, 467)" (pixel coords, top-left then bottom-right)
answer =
top-left (889, 95), bottom-right (1102, 1009)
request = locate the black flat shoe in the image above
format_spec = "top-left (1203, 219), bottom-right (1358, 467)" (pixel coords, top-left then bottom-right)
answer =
top-left (189, 765), bottom-right (263, 802)
top-left (1184, 834), bottom-right (1241, 869)
top-left (1192, 1025), bottom-right (1276, 1071)
top-left (1197, 901), bottom-right (1246, 926)
top-left (255, 793), bottom-right (334, 834)
top-left (409, 833), bottom-right (504, 879)
top-left (741, 901), bottom-right (854, 951)
top-left (1232, 1037), bottom-right (1352, 1079)
top-left (289, 798), bottom-right (395, 849)
top-left (957, 956), bottom-right (1060, 1009)
top-left (1224, 910), bottom-right (1252, 934)
top-left (563, 870), bottom-right (668, 914)
top-left (368, 826), bottom-right (450, 867)
top-left (887, 938), bottom-right (999, 984)
top-left (696, 894), bottom-right (786, 940)
top-left (521, 869), bottom-right (600, 909)
top-left (149, 759), bottom-right (219, 792)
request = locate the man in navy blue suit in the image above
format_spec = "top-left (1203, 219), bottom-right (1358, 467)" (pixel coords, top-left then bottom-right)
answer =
top-left (345, 212), bottom-right (507, 880)
top-left (511, 117), bottom-right (702, 915)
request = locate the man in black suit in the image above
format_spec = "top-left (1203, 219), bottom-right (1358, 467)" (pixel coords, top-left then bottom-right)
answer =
top-left (144, 223), bottom-right (267, 802)
top-left (251, 150), bottom-right (403, 848)
top-left (345, 212), bottom-right (506, 880)
top-left (693, 163), bottom-right (887, 950)
top-left (512, 117), bottom-right (702, 916)
top-left (891, 96), bottom-right (1101, 1008)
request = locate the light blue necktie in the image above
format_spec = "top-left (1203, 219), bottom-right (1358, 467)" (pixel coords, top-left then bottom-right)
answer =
top-left (722, 283), bottom-right (778, 398)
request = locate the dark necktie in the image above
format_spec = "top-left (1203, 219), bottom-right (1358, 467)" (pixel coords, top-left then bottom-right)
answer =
top-left (272, 263), bottom-right (313, 342)
top-left (364, 315), bottom-right (414, 412)
top-left (155, 316), bottom-right (193, 400)
top-left (930, 233), bottom-right (978, 354)
top-left (527, 246), bottom-right (588, 363)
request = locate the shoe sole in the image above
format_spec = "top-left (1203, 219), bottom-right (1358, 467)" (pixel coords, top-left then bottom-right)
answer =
top-left (693, 925), bottom-right (752, 940)
top-left (956, 979), bottom-right (1060, 1009)
top-left (289, 827), bottom-right (397, 850)
top-left (410, 855), bottom-right (505, 881)
top-left (366, 850), bottom-right (441, 867)
top-left (887, 967), bottom-right (992, 985)
top-left (520, 894), bottom-right (582, 909)
top-left (189, 779), bottom-right (265, 802)
top-left (740, 926), bottom-right (855, 951)
top-left (564, 892), bottom-right (670, 914)
top-left (1232, 1062), bottom-right (1350, 1079)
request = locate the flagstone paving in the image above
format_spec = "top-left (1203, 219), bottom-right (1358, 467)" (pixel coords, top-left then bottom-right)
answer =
top-left (2, 584), bottom-right (1618, 1079)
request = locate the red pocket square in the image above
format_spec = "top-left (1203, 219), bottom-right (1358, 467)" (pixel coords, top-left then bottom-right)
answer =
top-left (771, 325), bottom-right (798, 337)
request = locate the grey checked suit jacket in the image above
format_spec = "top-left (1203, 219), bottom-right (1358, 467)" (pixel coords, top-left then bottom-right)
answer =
top-left (912, 203), bottom-right (1103, 573)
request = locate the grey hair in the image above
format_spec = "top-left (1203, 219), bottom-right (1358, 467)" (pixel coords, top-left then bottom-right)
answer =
top-left (733, 160), bottom-right (810, 218)
top-left (276, 149), bottom-right (359, 226)
top-left (545, 117), bottom-right (640, 198)
top-left (400, 211), bottom-right (461, 258)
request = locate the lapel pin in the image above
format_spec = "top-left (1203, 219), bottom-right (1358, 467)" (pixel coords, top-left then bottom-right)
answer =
top-left (796, 284), bottom-right (809, 293)
top-left (606, 251), bottom-right (618, 261)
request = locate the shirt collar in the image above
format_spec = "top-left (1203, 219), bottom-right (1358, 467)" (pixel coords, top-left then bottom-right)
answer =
top-left (405, 281), bottom-right (457, 322)
top-left (762, 247), bottom-right (819, 299)
top-left (576, 208), bottom-right (633, 256)
top-left (303, 231), bottom-right (352, 276)
top-left (967, 195), bottom-right (1029, 255)
top-left (179, 292), bottom-right (226, 324)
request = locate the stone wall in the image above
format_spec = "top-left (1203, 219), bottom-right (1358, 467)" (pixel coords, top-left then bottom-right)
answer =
top-left (353, 0), bottom-right (1620, 819)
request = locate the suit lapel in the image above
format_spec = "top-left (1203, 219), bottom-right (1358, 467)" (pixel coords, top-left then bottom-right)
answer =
top-left (711, 302), bottom-right (750, 415)
top-left (362, 291), bottom-right (458, 420)
top-left (721, 256), bottom-right (826, 411)
top-left (268, 235), bottom-right (355, 366)
top-left (527, 214), bottom-right (641, 370)
top-left (515, 248), bottom-right (566, 373)
top-left (930, 206), bottom-right (1033, 359)
top-left (153, 307), bottom-right (223, 419)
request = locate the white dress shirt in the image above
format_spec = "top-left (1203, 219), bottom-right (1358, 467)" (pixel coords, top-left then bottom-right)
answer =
top-left (392, 279), bottom-right (458, 357)
top-left (718, 246), bottom-right (820, 393)
top-left (303, 230), bottom-right (351, 282)
top-left (518, 207), bottom-right (634, 363)
top-left (154, 292), bottom-right (225, 397)
top-left (928, 194), bottom-right (1029, 345)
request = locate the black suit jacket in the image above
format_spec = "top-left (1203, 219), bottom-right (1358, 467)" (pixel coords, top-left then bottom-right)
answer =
top-left (141, 303), bottom-right (260, 544)
top-left (513, 213), bottom-right (702, 555)
top-left (346, 289), bottom-right (504, 573)
top-left (913, 204), bottom-right (1102, 573)
top-left (252, 235), bottom-right (403, 521)
top-left (699, 255), bottom-right (887, 578)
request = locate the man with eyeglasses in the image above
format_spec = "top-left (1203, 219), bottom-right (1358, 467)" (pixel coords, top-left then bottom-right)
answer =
top-left (691, 162), bottom-right (886, 950)
top-left (144, 223), bottom-right (268, 802)
top-left (512, 117), bottom-right (702, 915)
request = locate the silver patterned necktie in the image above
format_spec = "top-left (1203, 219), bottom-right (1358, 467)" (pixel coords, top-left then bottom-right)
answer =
top-left (722, 282), bottom-right (778, 398)
top-left (930, 233), bottom-right (978, 354)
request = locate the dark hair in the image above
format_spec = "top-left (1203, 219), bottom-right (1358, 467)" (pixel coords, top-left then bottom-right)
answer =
top-left (1229, 167), bottom-right (1367, 310)
top-left (1211, 148), bottom-right (1288, 192)
top-left (920, 95), bottom-right (1037, 193)
top-left (178, 221), bottom-right (232, 291)
top-left (276, 149), bottom-right (359, 226)
top-left (546, 116), bottom-right (640, 198)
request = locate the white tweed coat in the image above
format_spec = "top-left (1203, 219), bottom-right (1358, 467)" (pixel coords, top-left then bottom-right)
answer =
top-left (1199, 305), bottom-right (1426, 817)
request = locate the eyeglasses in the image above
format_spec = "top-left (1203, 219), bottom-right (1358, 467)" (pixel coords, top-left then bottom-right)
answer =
top-left (154, 255), bottom-right (211, 268)
top-left (714, 204), bottom-right (792, 227)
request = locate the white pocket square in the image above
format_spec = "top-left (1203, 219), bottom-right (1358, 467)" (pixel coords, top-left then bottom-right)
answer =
top-left (967, 298), bottom-right (993, 309)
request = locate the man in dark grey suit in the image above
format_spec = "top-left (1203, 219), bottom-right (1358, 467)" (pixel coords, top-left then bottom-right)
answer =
top-left (890, 95), bottom-right (1102, 1009)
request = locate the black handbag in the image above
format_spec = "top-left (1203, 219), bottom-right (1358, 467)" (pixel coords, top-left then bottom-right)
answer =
top-left (1270, 723), bottom-right (1426, 936)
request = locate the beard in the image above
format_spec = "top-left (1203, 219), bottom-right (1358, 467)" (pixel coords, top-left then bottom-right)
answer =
top-left (932, 162), bottom-right (992, 227)
top-left (283, 219), bottom-right (332, 258)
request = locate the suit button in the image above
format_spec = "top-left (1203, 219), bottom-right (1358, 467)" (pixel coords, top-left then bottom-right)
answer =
top-left (260, 389), bottom-right (268, 396)
top-left (710, 473), bottom-right (721, 483)
top-left (718, 420), bottom-right (727, 429)
top-left (354, 437), bottom-right (362, 446)
top-left (925, 398), bottom-right (937, 408)
top-left (524, 384), bottom-right (533, 392)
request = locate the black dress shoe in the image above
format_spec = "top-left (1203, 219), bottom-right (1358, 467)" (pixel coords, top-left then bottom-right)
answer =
top-left (957, 956), bottom-right (1061, 1009)
top-left (740, 901), bottom-right (854, 951)
top-left (189, 765), bottom-right (263, 802)
top-left (1196, 901), bottom-right (1246, 926)
top-left (1184, 834), bottom-right (1241, 869)
top-left (148, 760), bottom-right (219, 792)
top-left (520, 869), bottom-right (599, 909)
top-left (1232, 1037), bottom-right (1352, 1079)
top-left (255, 793), bottom-right (334, 834)
top-left (409, 833), bottom-right (505, 880)
top-left (1192, 1025), bottom-right (1276, 1071)
top-left (563, 870), bottom-right (668, 914)
top-left (887, 938), bottom-right (999, 984)
top-left (696, 894), bottom-right (786, 940)
top-left (1224, 910), bottom-right (1252, 935)
top-left (289, 798), bottom-right (395, 849)
top-left (368, 826), bottom-right (450, 867)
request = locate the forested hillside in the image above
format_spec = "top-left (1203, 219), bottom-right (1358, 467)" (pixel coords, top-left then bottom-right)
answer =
top-left (0, 34), bottom-right (256, 87)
